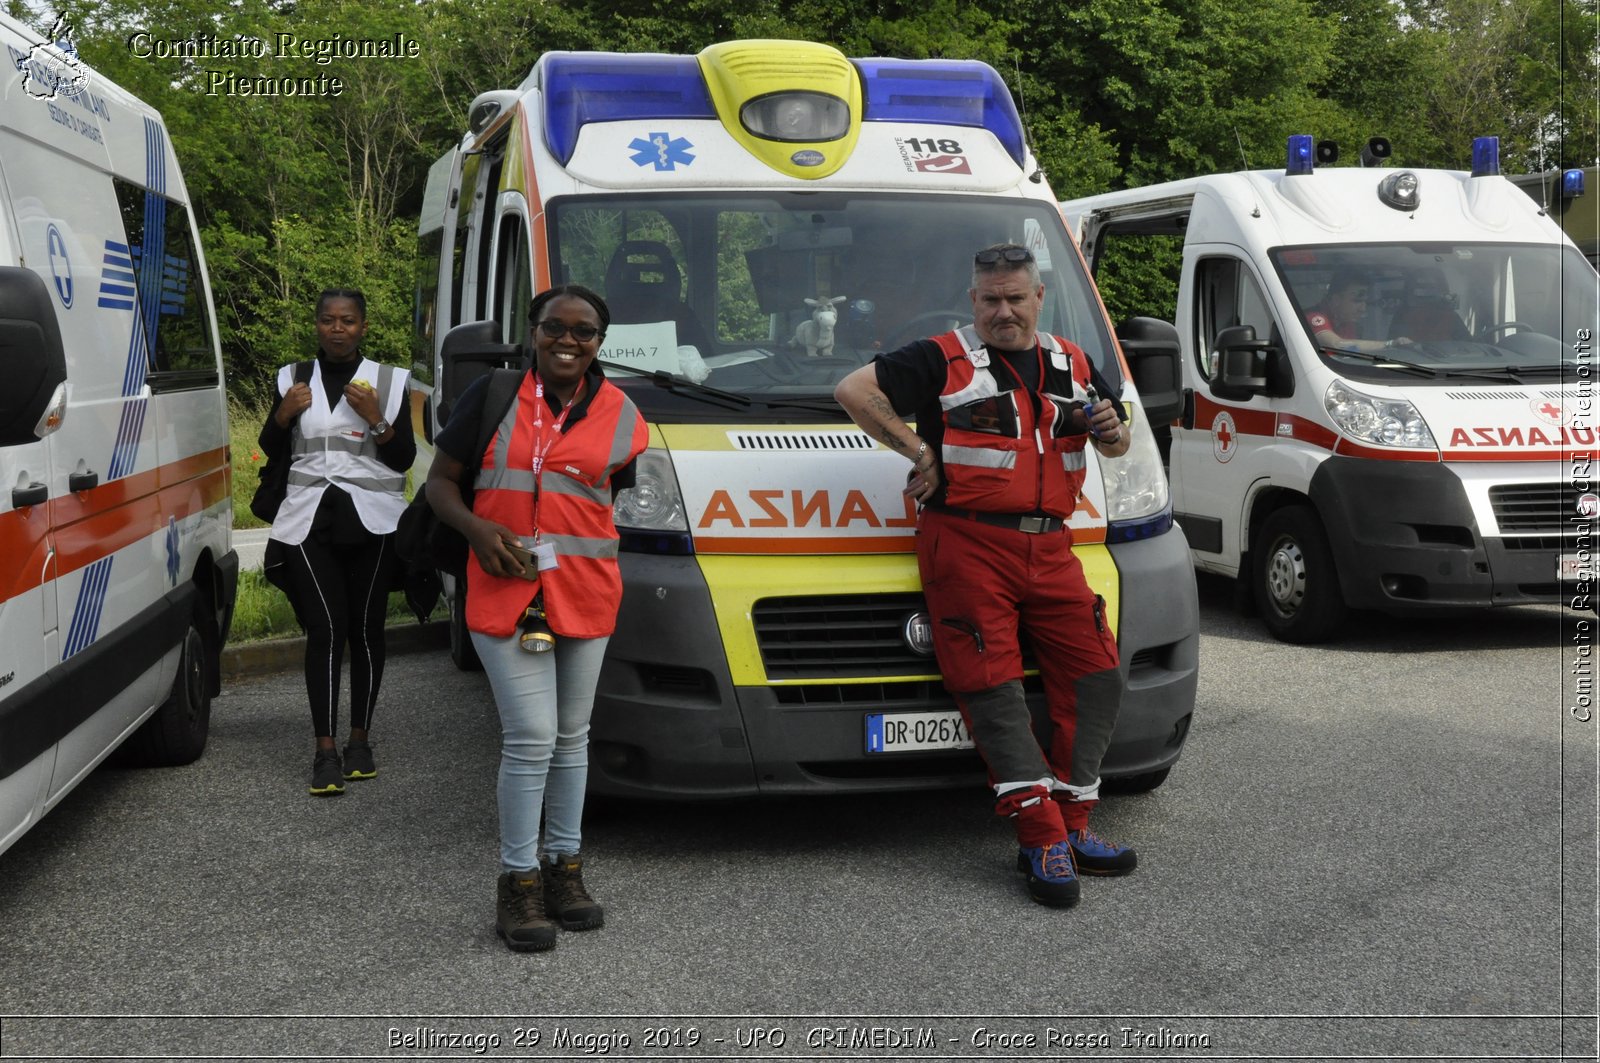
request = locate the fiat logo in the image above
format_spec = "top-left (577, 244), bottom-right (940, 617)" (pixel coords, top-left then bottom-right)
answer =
top-left (1579, 493), bottom-right (1600, 518)
top-left (903, 611), bottom-right (935, 656)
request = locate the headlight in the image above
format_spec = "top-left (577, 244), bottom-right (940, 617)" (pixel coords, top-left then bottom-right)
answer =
top-left (613, 448), bottom-right (687, 531)
top-left (1100, 403), bottom-right (1168, 522)
top-left (1324, 380), bottom-right (1436, 449)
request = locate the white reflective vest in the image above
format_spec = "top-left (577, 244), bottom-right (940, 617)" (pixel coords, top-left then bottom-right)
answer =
top-left (269, 357), bottom-right (409, 545)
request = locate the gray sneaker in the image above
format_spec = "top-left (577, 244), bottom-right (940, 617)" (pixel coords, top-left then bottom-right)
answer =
top-left (342, 740), bottom-right (376, 780)
top-left (308, 749), bottom-right (344, 796)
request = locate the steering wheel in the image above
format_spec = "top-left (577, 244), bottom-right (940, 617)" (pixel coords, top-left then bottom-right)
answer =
top-left (883, 309), bottom-right (974, 350)
top-left (1479, 321), bottom-right (1536, 341)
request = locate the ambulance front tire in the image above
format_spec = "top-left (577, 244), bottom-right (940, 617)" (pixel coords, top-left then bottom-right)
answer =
top-left (449, 588), bottom-right (482, 672)
top-left (1253, 505), bottom-right (1347, 644)
top-left (115, 621), bottom-right (212, 767)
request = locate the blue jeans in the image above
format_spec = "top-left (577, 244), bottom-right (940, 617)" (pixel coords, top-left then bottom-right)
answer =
top-left (470, 628), bottom-right (609, 872)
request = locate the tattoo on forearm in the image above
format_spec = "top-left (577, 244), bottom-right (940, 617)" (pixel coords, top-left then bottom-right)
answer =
top-left (864, 394), bottom-right (912, 454)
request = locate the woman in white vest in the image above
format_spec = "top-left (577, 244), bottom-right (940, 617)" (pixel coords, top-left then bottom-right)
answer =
top-left (261, 289), bottom-right (414, 796)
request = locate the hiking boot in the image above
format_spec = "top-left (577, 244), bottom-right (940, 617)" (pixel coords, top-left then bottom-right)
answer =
top-left (542, 853), bottom-right (605, 931)
top-left (1016, 840), bottom-right (1080, 908)
top-left (342, 739), bottom-right (377, 780)
top-left (308, 749), bottom-right (345, 796)
top-left (496, 870), bottom-right (558, 952)
top-left (1069, 826), bottom-right (1137, 876)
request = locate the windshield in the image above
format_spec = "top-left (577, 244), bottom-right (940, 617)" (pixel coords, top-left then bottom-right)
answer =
top-left (549, 193), bottom-right (1116, 419)
top-left (1273, 242), bottom-right (1599, 383)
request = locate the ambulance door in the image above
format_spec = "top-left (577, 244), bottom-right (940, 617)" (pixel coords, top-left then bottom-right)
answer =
top-left (488, 193), bottom-right (532, 346)
top-left (1173, 254), bottom-right (1293, 570)
top-left (0, 177), bottom-right (63, 848)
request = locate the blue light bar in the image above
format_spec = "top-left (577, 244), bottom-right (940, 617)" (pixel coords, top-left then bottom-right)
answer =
top-left (1286, 134), bottom-right (1314, 176)
top-left (1564, 168), bottom-right (1587, 198)
top-left (1470, 135), bottom-right (1500, 177)
top-left (540, 53), bottom-right (716, 165)
top-left (854, 58), bottom-right (1026, 167)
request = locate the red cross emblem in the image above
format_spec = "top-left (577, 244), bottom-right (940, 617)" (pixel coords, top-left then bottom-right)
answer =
top-left (1212, 411), bottom-right (1238, 463)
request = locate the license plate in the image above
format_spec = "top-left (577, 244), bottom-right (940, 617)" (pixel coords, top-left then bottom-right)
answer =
top-left (865, 710), bottom-right (975, 754)
top-left (1559, 554), bottom-right (1595, 581)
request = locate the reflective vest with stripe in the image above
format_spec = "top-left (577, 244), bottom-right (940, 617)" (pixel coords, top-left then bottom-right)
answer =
top-left (270, 358), bottom-right (409, 545)
top-left (932, 326), bottom-right (1093, 518)
top-left (467, 371), bottom-right (648, 639)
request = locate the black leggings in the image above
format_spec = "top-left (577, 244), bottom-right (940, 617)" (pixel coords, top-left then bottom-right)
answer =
top-left (283, 534), bottom-right (391, 738)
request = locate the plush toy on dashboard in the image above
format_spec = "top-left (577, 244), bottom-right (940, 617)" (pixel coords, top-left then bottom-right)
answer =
top-left (790, 295), bottom-right (847, 357)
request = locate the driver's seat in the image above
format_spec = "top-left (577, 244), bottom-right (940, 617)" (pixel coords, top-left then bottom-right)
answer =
top-left (603, 240), bottom-right (713, 354)
top-left (1389, 269), bottom-right (1470, 341)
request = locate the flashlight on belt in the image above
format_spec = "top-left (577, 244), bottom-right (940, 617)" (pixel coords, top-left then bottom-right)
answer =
top-left (519, 597), bottom-right (556, 653)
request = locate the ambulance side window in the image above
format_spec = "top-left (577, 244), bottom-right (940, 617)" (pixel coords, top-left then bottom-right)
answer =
top-left (112, 180), bottom-right (218, 389)
top-left (494, 212), bottom-right (531, 345)
top-left (1194, 257), bottom-right (1280, 384)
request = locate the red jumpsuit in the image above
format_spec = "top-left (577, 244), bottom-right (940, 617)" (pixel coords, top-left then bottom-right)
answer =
top-left (875, 327), bottom-right (1125, 847)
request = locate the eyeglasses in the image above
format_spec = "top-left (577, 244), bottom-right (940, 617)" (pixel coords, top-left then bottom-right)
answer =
top-left (537, 320), bottom-right (602, 342)
top-left (974, 247), bottom-right (1034, 266)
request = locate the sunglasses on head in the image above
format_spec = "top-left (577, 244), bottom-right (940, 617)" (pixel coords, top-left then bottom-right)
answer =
top-left (974, 247), bottom-right (1034, 266)
top-left (537, 320), bottom-right (602, 342)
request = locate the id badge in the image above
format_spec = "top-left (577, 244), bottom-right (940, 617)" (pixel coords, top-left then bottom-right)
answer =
top-left (533, 540), bottom-right (559, 571)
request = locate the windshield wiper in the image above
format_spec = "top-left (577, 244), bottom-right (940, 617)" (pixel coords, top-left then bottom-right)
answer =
top-left (1319, 345), bottom-right (1440, 378)
top-left (600, 360), bottom-right (753, 411)
top-left (600, 359), bottom-right (844, 414)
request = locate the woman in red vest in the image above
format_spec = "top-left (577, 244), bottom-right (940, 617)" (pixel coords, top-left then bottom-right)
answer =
top-left (426, 285), bottom-right (647, 952)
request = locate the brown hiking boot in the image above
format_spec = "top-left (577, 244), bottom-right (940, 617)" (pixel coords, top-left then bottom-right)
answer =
top-left (542, 853), bottom-right (605, 931)
top-left (496, 870), bottom-right (558, 952)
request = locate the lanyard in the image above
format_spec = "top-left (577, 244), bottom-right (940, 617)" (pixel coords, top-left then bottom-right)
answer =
top-left (528, 374), bottom-right (584, 536)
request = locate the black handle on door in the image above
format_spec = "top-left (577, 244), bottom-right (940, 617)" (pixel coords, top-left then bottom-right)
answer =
top-left (69, 470), bottom-right (99, 492)
top-left (12, 482), bottom-right (47, 508)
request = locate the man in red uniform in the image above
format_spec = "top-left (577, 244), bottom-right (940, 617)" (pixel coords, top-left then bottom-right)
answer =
top-left (835, 244), bottom-right (1135, 908)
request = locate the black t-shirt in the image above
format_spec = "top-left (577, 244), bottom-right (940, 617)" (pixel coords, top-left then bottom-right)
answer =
top-left (871, 335), bottom-right (1124, 510)
top-left (434, 366), bottom-right (637, 492)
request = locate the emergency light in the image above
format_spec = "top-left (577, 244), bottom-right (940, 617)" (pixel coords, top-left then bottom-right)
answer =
top-left (1564, 168), bottom-right (1587, 198)
top-left (1286, 134), bottom-right (1315, 176)
top-left (855, 58), bottom-right (1027, 167)
top-left (539, 53), bottom-right (716, 165)
top-left (536, 44), bottom-right (1032, 174)
top-left (1471, 136), bottom-right (1500, 177)
top-left (1377, 170), bottom-right (1420, 211)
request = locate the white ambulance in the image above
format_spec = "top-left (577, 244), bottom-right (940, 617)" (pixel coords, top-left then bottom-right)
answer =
top-left (1063, 136), bottom-right (1599, 642)
top-left (416, 40), bottom-right (1198, 797)
top-left (0, 12), bottom-right (236, 855)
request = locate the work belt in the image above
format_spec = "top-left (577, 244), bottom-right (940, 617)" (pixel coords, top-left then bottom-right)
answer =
top-left (930, 505), bottom-right (1066, 535)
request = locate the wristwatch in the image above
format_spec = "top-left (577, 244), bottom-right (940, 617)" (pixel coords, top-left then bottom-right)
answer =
top-left (369, 418), bottom-right (391, 439)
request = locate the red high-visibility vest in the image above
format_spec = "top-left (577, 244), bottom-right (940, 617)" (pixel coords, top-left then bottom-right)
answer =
top-left (467, 371), bottom-right (648, 638)
top-left (931, 327), bottom-right (1093, 518)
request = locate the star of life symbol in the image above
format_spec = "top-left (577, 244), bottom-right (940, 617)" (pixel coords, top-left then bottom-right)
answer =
top-left (628, 132), bottom-right (695, 172)
top-left (165, 516), bottom-right (181, 587)
top-left (21, 14), bottom-right (90, 100)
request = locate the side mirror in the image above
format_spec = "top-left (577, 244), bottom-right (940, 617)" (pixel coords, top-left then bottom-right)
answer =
top-left (0, 267), bottom-right (68, 447)
top-left (437, 320), bottom-right (525, 428)
top-left (1115, 317), bottom-right (1182, 424)
top-left (1213, 324), bottom-right (1293, 398)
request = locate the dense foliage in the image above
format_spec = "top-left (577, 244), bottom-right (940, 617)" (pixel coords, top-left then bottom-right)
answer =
top-left (13, 0), bottom-right (1595, 397)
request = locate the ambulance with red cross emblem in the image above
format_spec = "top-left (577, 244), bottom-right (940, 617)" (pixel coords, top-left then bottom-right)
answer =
top-left (0, 11), bottom-right (236, 855)
top-left (416, 40), bottom-right (1199, 796)
top-left (1063, 135), bottom-right (1599, 642)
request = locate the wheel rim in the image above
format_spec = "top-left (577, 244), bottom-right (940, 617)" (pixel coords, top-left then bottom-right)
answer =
top-left (1265, 536), bottom-right (1307, 616)
top-left (182, 628), bottom-right (206, 722)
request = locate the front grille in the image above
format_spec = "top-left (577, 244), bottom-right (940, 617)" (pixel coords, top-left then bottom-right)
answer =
top-left (753, 593), bottom-right (933, 679)
top-left (1490, 483), bottom-right (1591, 536)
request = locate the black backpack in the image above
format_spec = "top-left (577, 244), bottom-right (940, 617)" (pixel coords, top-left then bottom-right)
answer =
top-left (395, 367), bottom-right (523, 577)
top-left (248, 360), bottom-right (315, 523)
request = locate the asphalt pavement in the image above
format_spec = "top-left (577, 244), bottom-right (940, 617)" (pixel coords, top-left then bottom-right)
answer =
top-left (0, 579), bottom-right (1593, 1061)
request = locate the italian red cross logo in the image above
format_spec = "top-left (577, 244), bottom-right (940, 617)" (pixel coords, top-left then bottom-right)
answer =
top-left (1212, 411), bottom-right (1238, 463)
